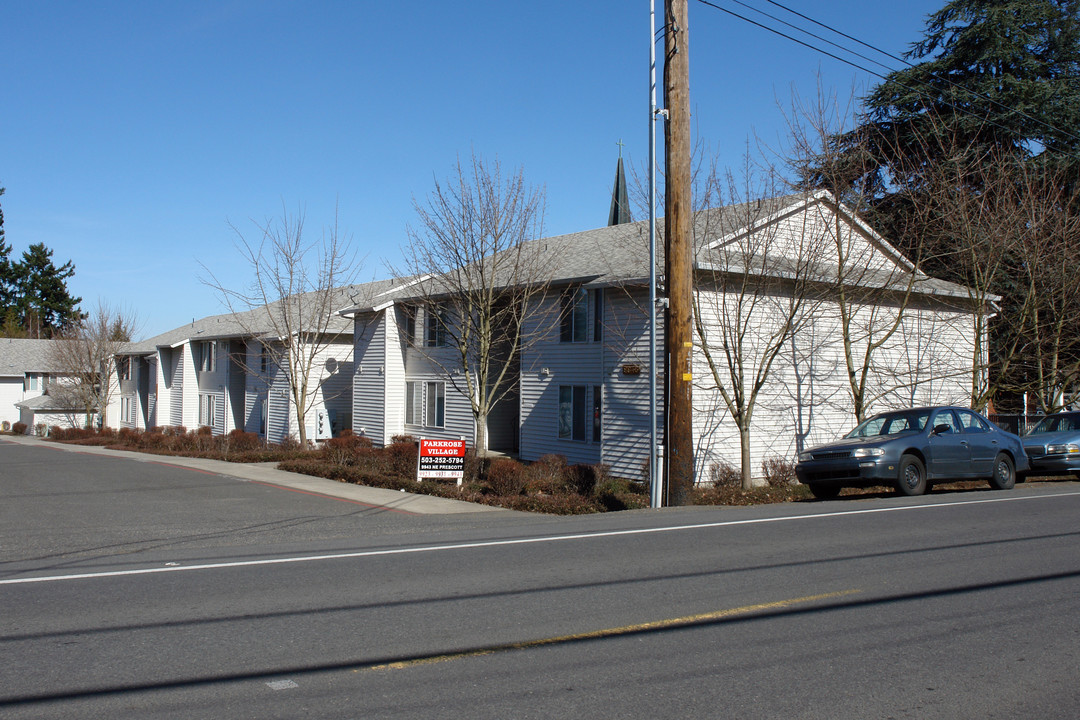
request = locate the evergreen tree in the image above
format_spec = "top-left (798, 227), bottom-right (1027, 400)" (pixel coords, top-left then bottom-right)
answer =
top-left (17, 243), bottom-right (83, 338)
top-left (808, 0), bottom-right (1080, 214)
top-left (804, 0), bottom-right (1080, 410)
top-left (0, 186), bottom-right (16, 312)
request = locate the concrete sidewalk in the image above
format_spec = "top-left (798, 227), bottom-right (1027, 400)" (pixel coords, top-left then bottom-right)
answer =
top-left (2, 434), bottom-right (510, 515)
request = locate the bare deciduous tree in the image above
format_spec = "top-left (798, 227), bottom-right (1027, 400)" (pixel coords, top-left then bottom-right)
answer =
top-left (692, 156), bottom-right (824, 489)
top-left (997, 161), bottom-right (1080, 412)
top-left (900, 134), bottom-right (1032, 411)
top-left (49, 300), bottom-right (139, 428)
top-left (397, 154), bottom-right (553, 456)
top-left (203, 204), bottom-right (363, 446)
top-left (780, 84), bottom-right (942, 423)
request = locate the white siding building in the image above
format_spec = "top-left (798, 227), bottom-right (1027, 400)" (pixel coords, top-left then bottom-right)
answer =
top-left (342, 191), bottom-right (991, 484)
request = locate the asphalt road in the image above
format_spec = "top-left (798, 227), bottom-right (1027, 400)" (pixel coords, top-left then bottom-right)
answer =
top-left (2, 439), bottom-right (1079, 718)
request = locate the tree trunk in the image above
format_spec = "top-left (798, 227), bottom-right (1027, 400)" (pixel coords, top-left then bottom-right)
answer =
top-left (740, 424), bottom-right (753, 490)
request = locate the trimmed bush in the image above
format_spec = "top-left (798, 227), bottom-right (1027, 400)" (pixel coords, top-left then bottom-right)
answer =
top-left (486, 458), bottom-right (527, 496)
top-left (12, 422), bottom-right (27, 435)
top-left (523, 454), bottom-right (570, 494)
top-left (385, 437), bottom-right (418, 478)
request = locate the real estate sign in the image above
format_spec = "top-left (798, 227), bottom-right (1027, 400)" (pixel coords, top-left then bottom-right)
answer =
top-left (417, 438), bottom-right (467, 484)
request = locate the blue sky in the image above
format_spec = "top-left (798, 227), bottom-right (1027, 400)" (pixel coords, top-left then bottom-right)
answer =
top-left (1, 0), bottom-right (941, 338)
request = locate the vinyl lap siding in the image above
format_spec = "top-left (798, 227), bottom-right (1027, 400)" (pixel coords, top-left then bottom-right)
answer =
top-left (303, 341), bottom-right (353, 441)
top-left (599, 287), bottom-right (658, 480)
top-left (353, 312), bottom-right (388, 445)
top-left (519, 291), bottom-right (604, 468)
top-left (169, 347), bottom-right (184, 428)
top-left (691, 291), bottom-right (978, 482)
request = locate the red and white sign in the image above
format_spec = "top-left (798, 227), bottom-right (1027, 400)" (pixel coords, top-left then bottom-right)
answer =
top-left (417, 438), bottom-right (468, 482)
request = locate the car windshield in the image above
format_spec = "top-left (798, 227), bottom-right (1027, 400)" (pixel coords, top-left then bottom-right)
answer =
top-left (1027, 413), bottom-right (1080, 435)
top-left (845, 411), bottom-right (930, 438)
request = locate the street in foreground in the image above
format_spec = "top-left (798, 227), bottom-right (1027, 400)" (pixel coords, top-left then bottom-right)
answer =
top-left (2, 441), bottom-right (1079, 718)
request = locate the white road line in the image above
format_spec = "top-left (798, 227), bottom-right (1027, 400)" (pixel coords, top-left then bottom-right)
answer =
top-left (3, 490), bottom-right (1078, 587)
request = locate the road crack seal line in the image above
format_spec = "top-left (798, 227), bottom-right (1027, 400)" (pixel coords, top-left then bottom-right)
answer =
top-left (368, 589), bottom-right (860, 672)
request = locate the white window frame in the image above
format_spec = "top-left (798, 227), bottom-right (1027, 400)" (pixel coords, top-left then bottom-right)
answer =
top-left (425, 381), bottom-right (445, 428)
top-left (199, 341), bottom-right (217, 373)
top-left (561, 288), bottom-right (588, 343)
top-left (405, 381), bottom-right (423, 426)
top-left (425, 306), bottom-right (448, 348)
top-left (199, 393), bottom-right (217, 429)
top-left (559, 385), bottom-right (587, 441)
top-left (121, 396), bottom-right (132, 424)
top-left (405, 380), bottom-right (445, 428)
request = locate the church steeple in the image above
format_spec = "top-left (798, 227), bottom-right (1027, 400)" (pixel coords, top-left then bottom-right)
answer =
top-left (608, 141), bottom-right (631, 226)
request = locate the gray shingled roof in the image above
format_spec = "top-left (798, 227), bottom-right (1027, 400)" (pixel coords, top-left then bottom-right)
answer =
top-left (121, 278), bottom-right (405, 354)
top-left (338, 193), bottom-right (977, 313)
top-left (15, 387), bottom-right (87, 412)
top-left (0, 338), bottom-right (67, 377)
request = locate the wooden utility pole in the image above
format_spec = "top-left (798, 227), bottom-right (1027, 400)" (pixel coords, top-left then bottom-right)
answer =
top-left (663, 0), bottom-right (694, 505)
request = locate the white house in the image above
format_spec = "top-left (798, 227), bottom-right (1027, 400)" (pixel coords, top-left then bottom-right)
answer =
top-left (340, 191), bottom-right (987, 483)
top-left (0, 338), bottom-right (80, 432)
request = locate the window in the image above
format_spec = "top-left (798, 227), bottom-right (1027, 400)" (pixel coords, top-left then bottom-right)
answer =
top-left (26, 374), bottom-right (38, 392)
top-left (958, 410), bottom-right (990, 433)
top-left (426, 381), bottom-right (445, 428)
top-left (559, 385), bottom-right (587, 441)
top-left (199, 393), bottom-right (217, 428)
top-left (260, 345), bottom-right (269, 375)
top-left (561, 289), bottom-right (588, 343)
top-left (121, 397), bottom-right (132, 423)
top-left (933, 409), bottom-right (960, 434)
top-left (402, 305), bottom-right (417, 345)
top-left (120, 358), bottom-right (131, 381)
top-left (405, 381), bottom-right (423, 426)
top-left (425, 306), bottom-right (448, 348)
top-left (592, 385), bottom-right (602, 444)
top-left (405, 381), bottom-right (444, 428)
top-left (199, 341), bottom-right (217, 373)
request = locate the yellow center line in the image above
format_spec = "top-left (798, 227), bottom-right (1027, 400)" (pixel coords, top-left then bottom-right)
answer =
top-left (369, 588), bottom-right (860, 672)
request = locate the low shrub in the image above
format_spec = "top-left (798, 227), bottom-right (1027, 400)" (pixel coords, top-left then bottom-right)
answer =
top-left (761, 456), bottom-right (797, 487)
top-left (523, 454), bottom-right (570, 495)
top-left (486, 458), bottom-right (527, 496)
top-left (594, 475), bottom-right (649, 511)
top-left (709, 461), bottom-right (741, 488)
top-left (384, 436), bottom-right (418, 478)
top-left (320, 430), bottom-right (373, 466)
top-left (34, 423), bottom-right (48, 437)
top-left (226, 429), bottom-right (262, 453)
top-left (12, 422), bottom-right (27, 435)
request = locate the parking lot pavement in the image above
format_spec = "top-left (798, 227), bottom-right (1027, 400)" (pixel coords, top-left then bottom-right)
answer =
top-left (0, 434), bottom-right (509, 516)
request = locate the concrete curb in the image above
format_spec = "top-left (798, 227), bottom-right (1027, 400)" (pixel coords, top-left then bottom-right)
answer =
top-left (1, 434), bottom-right (512, 515)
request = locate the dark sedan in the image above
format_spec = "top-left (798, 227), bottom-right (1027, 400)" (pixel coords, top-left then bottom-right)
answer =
top-left (795, 406), bottom-right (1029, 499)
top-left (1022, 412), bottom-right (1080, 478)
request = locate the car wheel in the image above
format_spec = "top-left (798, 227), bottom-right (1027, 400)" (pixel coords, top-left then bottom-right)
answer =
top-left (989, 453), bottom-right (1015, 490)
top-left (809, 483), bottom-right (841, 500)
top-left (895, 455), bottom-right (927, 496)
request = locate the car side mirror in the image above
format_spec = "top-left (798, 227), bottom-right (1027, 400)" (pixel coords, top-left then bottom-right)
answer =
top-left (932, 424), bottom-right (951, 435)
